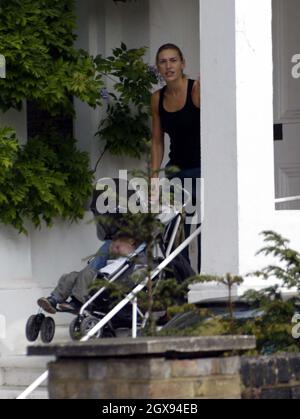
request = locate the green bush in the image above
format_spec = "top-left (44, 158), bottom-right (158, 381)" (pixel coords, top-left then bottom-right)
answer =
top-left (0, 127), bottom-right (19, 205)
top-left (95, 44), bottom-right (157, 161)
top-left (0, 128), bottom-right (93, 233)
top-left (0, 1), bottom-right (157, 231)
top-left (0, 0), bottom-right (103, 115)
top-left (156, 231), bottom-right (300, 354)
top-left (0, 0), bottom-right (100, 231)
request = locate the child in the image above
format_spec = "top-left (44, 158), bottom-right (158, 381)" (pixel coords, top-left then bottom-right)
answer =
top-left (37, 236), bottom-right (138, 314)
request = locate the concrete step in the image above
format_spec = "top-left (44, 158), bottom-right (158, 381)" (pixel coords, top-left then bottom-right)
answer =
top-left (0, 355), bottom-right (53, 388)
top-left (0, 385), bottom-right (48, 399)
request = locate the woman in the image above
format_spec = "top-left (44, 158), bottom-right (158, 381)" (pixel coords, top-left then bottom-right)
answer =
top-left (151, 43), bottom-right (201, 271)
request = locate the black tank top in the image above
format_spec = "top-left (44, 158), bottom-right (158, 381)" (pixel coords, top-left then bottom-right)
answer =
top-left (159, 78), bottom-right (201, 170)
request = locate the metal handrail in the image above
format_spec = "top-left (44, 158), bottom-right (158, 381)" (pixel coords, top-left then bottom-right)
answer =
top-left (17, 225), bottom-right (202, 399)
top-left (275, 195), bottom-right (300, 204)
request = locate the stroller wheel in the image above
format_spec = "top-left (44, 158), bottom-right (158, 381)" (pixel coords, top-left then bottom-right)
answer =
top-left (40, 317), bottom-right (55, 344)
top-left (25, 314), bottom-right (45, 342)
top-left (80, 316), bottom-right (102, 338)
top-left (69, 316), bottom-right (82, 341)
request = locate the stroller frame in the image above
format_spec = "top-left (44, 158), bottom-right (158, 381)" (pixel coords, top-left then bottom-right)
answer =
top-left (74, 211), bottom-right (184, 339)
top-left (81, 223), bottom-right (201, 342)
top-left (18, 224), bottom-right (201, 399)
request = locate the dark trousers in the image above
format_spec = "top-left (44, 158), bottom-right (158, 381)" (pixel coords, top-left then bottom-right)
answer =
top-left (166, 165), bottom-right (201, 273)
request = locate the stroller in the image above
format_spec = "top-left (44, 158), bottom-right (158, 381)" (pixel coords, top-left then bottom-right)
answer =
top-left (25, 177), bottom-right (197, 343)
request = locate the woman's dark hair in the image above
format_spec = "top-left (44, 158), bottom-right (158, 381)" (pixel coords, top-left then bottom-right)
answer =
top-left (156, 43), bottom-right (184, 63)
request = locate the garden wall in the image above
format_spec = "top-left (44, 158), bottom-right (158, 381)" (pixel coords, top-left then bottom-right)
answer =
top-left (29, 337), bottom-right (300, 399)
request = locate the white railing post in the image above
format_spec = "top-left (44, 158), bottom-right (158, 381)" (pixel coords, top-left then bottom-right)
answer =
top-left (132, 297), bottom-right (138, 339)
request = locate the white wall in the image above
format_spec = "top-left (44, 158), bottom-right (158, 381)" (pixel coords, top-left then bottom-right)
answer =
top-left (0, 227), bottom-right (32, 285)
top-left (30, 217), bottom-right (99, 289)
top-left (149, 0), bottom-right (200, 79)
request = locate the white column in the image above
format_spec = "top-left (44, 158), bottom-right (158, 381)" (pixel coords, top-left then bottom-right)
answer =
top-left (200, 0), bottom-right (275, 277)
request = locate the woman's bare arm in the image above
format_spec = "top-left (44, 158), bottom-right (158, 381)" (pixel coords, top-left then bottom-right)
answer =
top-left (151, 91), bottom-right (164, 178)
top-left (192, 79), bottom-right (201, 109)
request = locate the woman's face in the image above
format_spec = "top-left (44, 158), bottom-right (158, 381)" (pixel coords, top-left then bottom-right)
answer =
top-left (156, 49), bottom-right (185, 82)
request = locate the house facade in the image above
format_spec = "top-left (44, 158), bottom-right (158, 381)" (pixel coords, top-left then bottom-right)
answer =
top-left (0, 0), bottom-right (299, 363)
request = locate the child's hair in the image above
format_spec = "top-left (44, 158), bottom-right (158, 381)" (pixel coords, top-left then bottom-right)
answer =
top-left (156, 43), bottom-right (184, 64)
top-left (113, 234), bottom-right (139, 248)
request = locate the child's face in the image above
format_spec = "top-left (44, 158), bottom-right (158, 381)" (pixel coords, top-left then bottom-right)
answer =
top-left (110, 239), bottom-right (135, 257)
